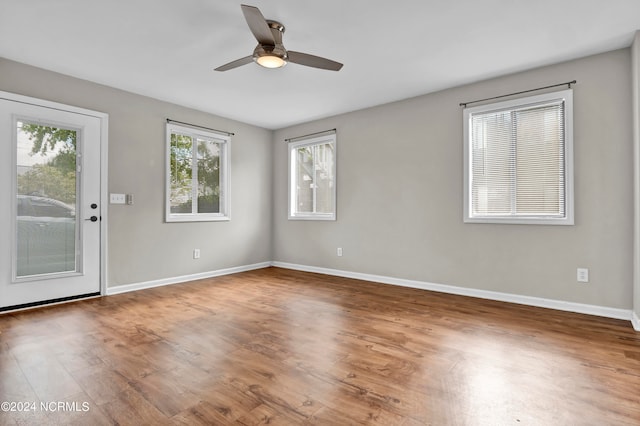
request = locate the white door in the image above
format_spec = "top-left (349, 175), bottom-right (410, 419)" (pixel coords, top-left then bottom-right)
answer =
top-left (0, 94), bottom-right (104, 309)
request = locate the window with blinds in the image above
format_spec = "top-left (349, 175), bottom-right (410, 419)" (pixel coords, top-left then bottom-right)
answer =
top-left (463, 90), bottom-right (574, 225)
top-left (288, 132), bottom-right (336, 220)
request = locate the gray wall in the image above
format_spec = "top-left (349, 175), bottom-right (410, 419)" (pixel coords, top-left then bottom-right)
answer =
top-left (273, 49), bottom-right (634, 310)
top-left (0, 58), bottom-right (273, 288)
top-left (2, 48), bottom-right (635, 311)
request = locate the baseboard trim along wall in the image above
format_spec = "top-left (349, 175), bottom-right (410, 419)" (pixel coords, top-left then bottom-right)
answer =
top-left (105, 262), bottom-right (272, 295)
top-left (633, 311), bottom-right (640, 331)
top-left (105, 260), bottom-right (636, 329)
top-left (271, 261), bottom-right (635, 325)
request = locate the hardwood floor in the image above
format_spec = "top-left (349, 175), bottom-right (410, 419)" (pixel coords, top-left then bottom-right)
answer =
top-left (0, 267), bottom-right (639, 425)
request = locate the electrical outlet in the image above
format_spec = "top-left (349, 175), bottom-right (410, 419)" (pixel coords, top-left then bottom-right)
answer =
top-left (577, 268), bottom-right (589, 283)
top-left (193, 249), bottom-right (200, 259)
top-left (337, 247), bottom-right (343, 257)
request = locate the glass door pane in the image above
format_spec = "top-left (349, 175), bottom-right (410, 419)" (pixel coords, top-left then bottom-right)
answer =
top-left (16, 121), bottom-right (78, 277)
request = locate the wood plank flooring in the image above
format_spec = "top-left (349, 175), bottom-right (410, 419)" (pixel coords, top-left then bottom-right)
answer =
top-left (0, 267), bottom-right (639, 425)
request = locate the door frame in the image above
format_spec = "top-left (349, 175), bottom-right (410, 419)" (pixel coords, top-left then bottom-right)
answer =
top-left (1, 90), bottom-right (109, 298)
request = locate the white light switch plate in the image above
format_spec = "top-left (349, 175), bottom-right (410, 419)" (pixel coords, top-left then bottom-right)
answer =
top-left (577, 268), bottom-right (589, 283)
top-left (110, 193), bottom-right (126, 204)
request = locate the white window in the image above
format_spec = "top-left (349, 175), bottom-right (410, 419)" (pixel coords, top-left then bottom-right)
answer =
top-left (463, 90), bottom-right (573, 225)
top-left (165, 122), bottom-right (229, 222)
top-left (288, 133), bottom-right (336, 220)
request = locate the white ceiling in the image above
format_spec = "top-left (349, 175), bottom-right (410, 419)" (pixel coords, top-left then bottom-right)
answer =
top-left (2, 1), bottom-right (640, 130)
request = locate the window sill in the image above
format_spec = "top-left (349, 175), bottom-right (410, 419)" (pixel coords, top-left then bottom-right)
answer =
top-left (166, 215), bottom-right (230, 223)
top-left (464, 216), bottom-right (573, 225)
top-left (288, 214), bottom-right (336, 221)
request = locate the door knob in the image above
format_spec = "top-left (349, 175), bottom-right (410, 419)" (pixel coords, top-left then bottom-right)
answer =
top-left (85, 216), bottom-right (98, 222)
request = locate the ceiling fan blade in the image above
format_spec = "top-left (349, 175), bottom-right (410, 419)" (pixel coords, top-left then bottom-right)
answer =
top-left (214, 56), bottom-right (254, 72)
top-left (287, 51), bottom-right (343, 71)
top-left (241, 4), bottom-right (275, 46)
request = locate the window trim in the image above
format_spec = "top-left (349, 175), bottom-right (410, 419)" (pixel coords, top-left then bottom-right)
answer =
top-left (463, 89), bottom-right (574, 225)
top-left (165, 122), bottom-right (230, 223)
top-left (288, 133), bottom-right (337, 221)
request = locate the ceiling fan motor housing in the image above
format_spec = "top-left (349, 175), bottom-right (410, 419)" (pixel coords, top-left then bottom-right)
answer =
top-left (252, 20), bottom-right (288, 66)
top-left (253, 44), bottom-right (288, 63)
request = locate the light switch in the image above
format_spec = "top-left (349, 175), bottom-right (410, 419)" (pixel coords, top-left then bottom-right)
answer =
top-left (110, 193), bottom-right (126, 204)
top-left (577, 268), bottom-right (589, 283)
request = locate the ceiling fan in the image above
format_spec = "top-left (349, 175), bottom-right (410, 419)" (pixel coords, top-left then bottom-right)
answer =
top-left (215, 4), bottom-right (343, 72)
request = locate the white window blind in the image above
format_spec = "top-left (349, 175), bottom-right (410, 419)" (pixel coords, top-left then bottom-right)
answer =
top-left (464, 90), bottom-right (573, 225)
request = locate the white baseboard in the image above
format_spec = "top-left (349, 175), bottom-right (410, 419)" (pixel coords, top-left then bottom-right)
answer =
top-left (271, 261), bottom-right (634, 323)
top-left (106, 262), bottom-right (271, 295)
top-left (103, 259), bottom-right (637, 331)
top-left (632, 311), bottom-right (640, 331)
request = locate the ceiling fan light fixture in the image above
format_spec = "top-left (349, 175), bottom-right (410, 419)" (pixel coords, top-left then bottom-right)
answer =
top-left (214, 5), bottom-right (343, 72)
top-left (256, 54), bottom-right (287, 69)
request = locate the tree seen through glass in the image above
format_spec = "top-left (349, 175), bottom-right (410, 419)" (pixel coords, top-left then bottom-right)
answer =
top-left (169, 133), bottom-right (221, 214)
top-left (17, 122), bottom-right (77, 204)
